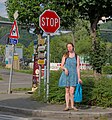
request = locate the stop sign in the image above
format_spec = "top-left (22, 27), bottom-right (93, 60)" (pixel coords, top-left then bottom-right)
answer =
top-left (39, 10), bottom-right (60, 33)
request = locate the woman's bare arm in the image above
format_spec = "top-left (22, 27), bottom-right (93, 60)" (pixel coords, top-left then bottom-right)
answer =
top-left (60, 55), bottom-right (66, 70)
top-left (77, 56), bottom-right (82, 83)
top-left (60, 56), bottom-right (69, 75)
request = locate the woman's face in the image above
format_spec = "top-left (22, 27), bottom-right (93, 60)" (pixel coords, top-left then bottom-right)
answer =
top-left (67, 44), bottom-right (74, 52)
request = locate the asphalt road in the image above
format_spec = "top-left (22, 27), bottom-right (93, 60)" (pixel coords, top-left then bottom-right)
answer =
top-left (0, 113), bottom-right (28, 120)
top-left (0, 111), bottom-right (66, 120)
top-left (0, 69), bottom-right (32, 93)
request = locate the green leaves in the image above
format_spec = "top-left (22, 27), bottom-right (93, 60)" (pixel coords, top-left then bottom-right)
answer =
top-left (50, 34), bottom-right (72, 63)
top-left (89, 37), bottom-right (107, 73)
top-left (91, 77), bottom-right (112, 107)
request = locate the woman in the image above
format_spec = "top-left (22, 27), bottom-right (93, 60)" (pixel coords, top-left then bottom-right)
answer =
top-left (59, 42), bottom-right (82, 111)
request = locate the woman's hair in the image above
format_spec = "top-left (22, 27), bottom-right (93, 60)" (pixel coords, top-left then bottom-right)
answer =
top-left (64, 42), bottom-right (75, 58)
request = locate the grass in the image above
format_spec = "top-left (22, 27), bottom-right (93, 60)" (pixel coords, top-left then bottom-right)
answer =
top-left (0, 75), bottom-right (3, 80)
top-left (12, 87), bottom-right (31, 92)
top-left (0, 77), bottom-right (3, 80)
top-left (0, 66), bottom-right (33, 74)
top-left (14, 69), bottom-right (33, 74)
top-left (81, 70), bottom-right (94, 77)
top-left (99, 116), bottom-right (108, 120)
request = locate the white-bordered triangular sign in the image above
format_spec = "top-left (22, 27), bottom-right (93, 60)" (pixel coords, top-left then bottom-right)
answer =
top-left (9, 20), bottom-right (19, 39)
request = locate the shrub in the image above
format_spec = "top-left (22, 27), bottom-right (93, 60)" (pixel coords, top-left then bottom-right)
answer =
top-left (32, 70), bottom-right (65, 103)
top-left (103, 66), bottom-right (112, 74)
top-left (90, 77), bottom-right (112, 107)
top-left (32, 70), bottom-right (112, 107)
top-left (81, 77), bottom-right (95, 105)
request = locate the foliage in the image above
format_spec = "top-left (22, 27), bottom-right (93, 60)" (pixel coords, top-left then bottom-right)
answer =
top-left (12, 87), bottom-right (31, 92)
top-left (73, 0), bottom-right (112, 19)
top-left (106, 42), bottom-right (112, 65)
top-left (0, 26), bottom-right (10, 45)
top-left (6, 0), bottom-right (112, 73)
top-left (81, 77), bottom-right (95, 105)
top-left (23, 41), bottom-right (34, 60)
top-left (48, 70), bottom-right (65, 103)
top-left (0, 45), bottom-right (5, 62)
top-left (18, 29), bottom-right (37, 47)
top-left (99, 21), bottom-right (112, 42)
top-left (89, 37), bottom-right (107, 74)
top-left (0, 74), bottom-right (3, 80)
top-left (6, 0), bottom-right (46, 34)
top-left (14, 69), bottom-right (33, 74)
top-left (90, 77), bottom-right (112, 107)
top-left (0, 45), bottom-right (5, 57)
top-left (71, 19), bottom-right (91, 54)
top-left (103, 66), bottom-right (112, 74)
top-left (76, 36), bottom-right (91, 55)
top-left (32, 70), bottom-right (65, 103)
top-left (50, 34), bottom-right (72, 63)
top-left (32, 70), bottom-right (112, 107)
top-left (0, 16), bottom-right (9, 21)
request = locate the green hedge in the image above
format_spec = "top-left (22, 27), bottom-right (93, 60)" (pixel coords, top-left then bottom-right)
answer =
top-left (90, 77), bottom-right (112, 107)
top-left (32, 70), bottom-right (112, 107)
top-left (103, 66), bottom-right (112, 74)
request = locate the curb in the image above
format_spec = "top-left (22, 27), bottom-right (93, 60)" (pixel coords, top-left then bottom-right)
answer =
top-left (0, 105), bottom-right (112, 119)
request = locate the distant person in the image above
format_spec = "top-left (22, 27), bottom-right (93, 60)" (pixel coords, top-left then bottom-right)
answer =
top-left (59, 42), bottom-right (82, 111)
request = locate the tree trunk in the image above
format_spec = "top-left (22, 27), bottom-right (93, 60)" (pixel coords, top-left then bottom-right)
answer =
top-left (71, 30), bottom-right (75, 48)
top-left (90, 17), bottom-right (99, 48)
top-left (90, 17), bottom-right (100, 77)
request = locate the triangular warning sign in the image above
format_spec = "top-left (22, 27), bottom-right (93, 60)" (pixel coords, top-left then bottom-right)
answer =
top-left (9, 20), bottom-right (19, 39)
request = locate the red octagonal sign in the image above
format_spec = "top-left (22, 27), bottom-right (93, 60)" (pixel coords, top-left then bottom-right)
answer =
top-left (39, 10), bottom-right (60, 33)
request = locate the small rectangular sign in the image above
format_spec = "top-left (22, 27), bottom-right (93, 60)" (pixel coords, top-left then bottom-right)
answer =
top-left (38, 46), bottom-right (46, 52)
top-left (14, 55), bottom-right (19, 60)
top-left (9, 38), bottom-right (18, 45)
top-left (38, 52), bottom-right (46, 59)
top-left (38, 39), bottom-right (46, 45)
top-left (38, 59), bottom-right (46, 65)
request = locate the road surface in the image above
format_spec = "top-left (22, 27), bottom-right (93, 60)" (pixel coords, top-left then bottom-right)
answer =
top-left (0, 69), bottom-right (32, 93)
top-left (0, 113), bottom-right (28, 120)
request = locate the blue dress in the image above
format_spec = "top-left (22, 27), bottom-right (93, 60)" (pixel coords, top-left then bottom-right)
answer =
top-left (59, 57), bottom-right (78, 87)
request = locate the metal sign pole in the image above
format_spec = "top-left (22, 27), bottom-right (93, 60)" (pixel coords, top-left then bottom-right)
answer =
top-left (46, 34), bottom-right (50, 101)
top-left (8, 11), bottom-right (19, 94)
top-left (8, 44), bottom-right (15, 94)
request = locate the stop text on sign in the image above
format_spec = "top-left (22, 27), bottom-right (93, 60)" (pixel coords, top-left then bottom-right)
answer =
top-left (41, 17), bottom-right (59, 27)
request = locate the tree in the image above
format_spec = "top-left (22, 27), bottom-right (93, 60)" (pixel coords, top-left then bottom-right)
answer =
top-left (6, 0), bottom-right (46, 34)
top-left (89, 37), bottom-right (107, 74)
top-left (6, 0), bottom-right (111, 74)
top-left (23, 41), bottom-right (33, 60)
top-left (0, 45), bottom-right (5, 63)
top-left (46, 0), bottom-right (112, 74)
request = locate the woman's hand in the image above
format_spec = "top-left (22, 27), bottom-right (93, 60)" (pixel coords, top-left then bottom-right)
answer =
top-left (78, 79), bottom-right (82, 84)
top-left (64, 68), bottom-right (69, 76)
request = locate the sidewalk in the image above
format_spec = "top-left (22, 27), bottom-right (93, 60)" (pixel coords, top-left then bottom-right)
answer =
top-left (0, 92), bottom-right (112, 120)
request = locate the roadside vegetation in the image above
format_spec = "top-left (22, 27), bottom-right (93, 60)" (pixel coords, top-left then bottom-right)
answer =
top-left (32, 70), bottom-right (112, 108)
top-left (0, 75), bottom-right (3, 80)
top-left (12, 87), bottom-right (31, 92)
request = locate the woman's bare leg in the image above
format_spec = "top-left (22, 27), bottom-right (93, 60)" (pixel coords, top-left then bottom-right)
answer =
top-left (65, 87), bottom-right (70, 109)
top-left (70, 86), bottom-right (78, 110)
top-left (70, 86), bottom-right (75, 108)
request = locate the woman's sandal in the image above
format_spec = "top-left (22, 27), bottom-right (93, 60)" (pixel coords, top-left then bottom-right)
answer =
top-left (71, 107), bottom-right (78, 111)
top-left (63, 107), bottom-right (69, 111)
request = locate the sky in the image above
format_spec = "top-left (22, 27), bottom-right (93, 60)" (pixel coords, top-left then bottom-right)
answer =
top-left (0, 0), bottom-right (8, 18)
